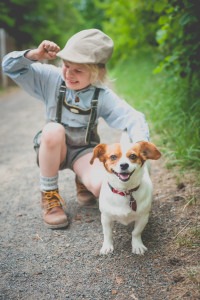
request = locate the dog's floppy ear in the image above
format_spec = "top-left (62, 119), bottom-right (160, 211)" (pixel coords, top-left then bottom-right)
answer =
top-left (90, 144), bottom-right (107, 164)
top-left (137, 141), bottom-right (161, 160)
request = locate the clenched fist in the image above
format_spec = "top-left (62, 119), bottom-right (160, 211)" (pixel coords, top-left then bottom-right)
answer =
top-left (25, 40), bottom-right (61, 61)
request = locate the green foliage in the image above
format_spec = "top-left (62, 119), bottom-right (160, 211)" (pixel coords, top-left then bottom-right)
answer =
top-left (74, 0), bottom-right (105, 30)
top-left (0, 0), bottom-right (84, 48)
top-left (154, 0), bottom-right (200, 80)
top-left (95, 0), bottom-right (161, 63)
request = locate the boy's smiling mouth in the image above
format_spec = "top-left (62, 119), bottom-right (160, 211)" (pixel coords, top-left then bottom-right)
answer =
top-left (66, 79), bottom-right (79, 85)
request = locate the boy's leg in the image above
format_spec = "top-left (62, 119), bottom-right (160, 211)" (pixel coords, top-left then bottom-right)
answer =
top-left (39, 123), bottom-right (67, 177)
top-left (38, 122), bottom-right (68, 228)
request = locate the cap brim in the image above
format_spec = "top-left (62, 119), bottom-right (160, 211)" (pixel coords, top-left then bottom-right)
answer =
top-left (56, 50), bottom-right (94, 64)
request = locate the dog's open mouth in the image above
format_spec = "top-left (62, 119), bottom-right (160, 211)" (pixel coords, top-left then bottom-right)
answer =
top-left (112, 170), bottom-right (134, 182)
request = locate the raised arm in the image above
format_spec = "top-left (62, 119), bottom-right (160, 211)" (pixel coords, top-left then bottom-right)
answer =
top-left (2, 40), bottom-right (62, 101)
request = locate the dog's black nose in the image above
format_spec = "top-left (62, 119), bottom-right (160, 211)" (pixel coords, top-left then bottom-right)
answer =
top-left (120, 163), bottom-right (129, 170)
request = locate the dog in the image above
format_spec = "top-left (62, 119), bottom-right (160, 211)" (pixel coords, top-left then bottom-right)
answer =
top-left (90, 132), bottom-right (161, 255)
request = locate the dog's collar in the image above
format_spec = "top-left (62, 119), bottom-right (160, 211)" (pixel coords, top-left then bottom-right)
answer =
top-left (107, 182), bottom-right (140, 211)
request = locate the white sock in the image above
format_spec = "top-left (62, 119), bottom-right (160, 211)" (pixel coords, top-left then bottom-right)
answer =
top-left (40, 174), bottom-right (58, 191)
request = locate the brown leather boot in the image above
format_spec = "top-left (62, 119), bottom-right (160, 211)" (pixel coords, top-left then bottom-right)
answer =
top-left (41, 189), bottom-right (69, 229)
top-left (75, 176), bottom-right (96, 206)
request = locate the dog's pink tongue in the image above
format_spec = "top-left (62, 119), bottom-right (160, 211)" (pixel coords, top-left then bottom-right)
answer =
top-left (119, 173), bottom-right (129, 180)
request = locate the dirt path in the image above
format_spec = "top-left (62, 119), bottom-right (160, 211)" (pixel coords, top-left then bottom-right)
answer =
top-left (0, 88), bottom-right (199, 300)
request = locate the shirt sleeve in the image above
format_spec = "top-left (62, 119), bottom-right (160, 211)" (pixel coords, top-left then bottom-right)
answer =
top-left (98, 88), bottom-right (150, 143)
top-left (2, 50), bottom-right (61, 102)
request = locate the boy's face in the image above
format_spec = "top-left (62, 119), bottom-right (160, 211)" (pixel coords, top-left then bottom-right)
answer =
top-left (62, 61), bottom-right (91, 90)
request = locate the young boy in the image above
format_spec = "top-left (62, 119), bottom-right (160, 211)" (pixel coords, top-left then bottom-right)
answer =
top-left (2, 29), bottom-right (150, 229)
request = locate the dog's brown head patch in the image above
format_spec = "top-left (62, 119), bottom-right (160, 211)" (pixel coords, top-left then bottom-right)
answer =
top-left (90, 143), bottom-right (122, 173)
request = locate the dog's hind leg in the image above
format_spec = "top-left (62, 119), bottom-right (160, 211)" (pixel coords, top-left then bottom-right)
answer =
top-left (131, 214), bottom-right (149, 255)
top-left (100, 213), bottom-right (114, 255)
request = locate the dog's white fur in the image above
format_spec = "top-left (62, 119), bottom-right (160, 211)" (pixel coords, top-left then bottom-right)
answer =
top-left (90, 132), bottom-right (161, 255)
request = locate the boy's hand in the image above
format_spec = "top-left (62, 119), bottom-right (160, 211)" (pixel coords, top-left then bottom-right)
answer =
top-left (25, 40), bottom-right (61, 61)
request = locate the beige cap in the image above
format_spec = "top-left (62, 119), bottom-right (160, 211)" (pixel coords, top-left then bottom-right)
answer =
top-left (56, 29), bottom-right (114, 64)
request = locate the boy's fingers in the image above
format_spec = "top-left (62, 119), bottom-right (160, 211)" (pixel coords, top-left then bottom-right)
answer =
top-left (43, 41), bottom-right (60, 53)
top-left (47, 51), bottom-right (58, 58)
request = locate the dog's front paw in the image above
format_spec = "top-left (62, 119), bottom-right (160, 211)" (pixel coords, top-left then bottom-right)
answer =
top-left (100, 243), bottom-right (114, 255)
top-left (132, 239), bottom-right (147, 255)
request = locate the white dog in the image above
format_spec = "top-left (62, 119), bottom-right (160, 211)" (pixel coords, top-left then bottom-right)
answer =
top-left (90, 132), bottom-right (161, 255)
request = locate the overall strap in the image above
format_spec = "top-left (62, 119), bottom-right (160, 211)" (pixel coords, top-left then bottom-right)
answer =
top-left (55, 80), bottom-right (100, 145)
top-left (85, 88), bottom-right (100, 145)
top-left (56, 81), bottom-right (66, 123)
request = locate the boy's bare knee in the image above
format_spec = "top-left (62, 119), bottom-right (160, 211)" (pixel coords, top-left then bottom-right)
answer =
top-left (42, 123), bottom-right (65, 147)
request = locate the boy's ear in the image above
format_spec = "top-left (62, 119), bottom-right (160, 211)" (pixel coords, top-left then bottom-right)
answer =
top-left (137, 141), bottom-right (161, 160)
top-left (90, 144), bottom-right (107, 164)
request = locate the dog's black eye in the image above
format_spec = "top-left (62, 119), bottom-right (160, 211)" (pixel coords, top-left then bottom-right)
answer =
top-left (129, 154), bottom-right (137, 160)
top-left (110, 155), bottom-right (117, 161)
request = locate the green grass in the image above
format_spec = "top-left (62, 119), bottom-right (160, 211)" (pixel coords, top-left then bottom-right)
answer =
top-left (110, 53), bottom-right (200, 170)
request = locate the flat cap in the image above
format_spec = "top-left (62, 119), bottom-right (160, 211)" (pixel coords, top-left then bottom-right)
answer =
top-left (56, 29), bottom-right (114, 64)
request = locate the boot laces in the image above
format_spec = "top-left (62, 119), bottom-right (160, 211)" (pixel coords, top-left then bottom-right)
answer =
top-left (43, 190), bottom-right (66, 210)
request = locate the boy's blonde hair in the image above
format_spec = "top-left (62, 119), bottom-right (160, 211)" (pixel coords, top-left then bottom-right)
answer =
top-left (83, 63), bottom-right (107, 85)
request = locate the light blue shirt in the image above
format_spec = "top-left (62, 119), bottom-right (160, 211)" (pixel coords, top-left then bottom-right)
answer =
top-left (2, 50), bottom-right (150, 143)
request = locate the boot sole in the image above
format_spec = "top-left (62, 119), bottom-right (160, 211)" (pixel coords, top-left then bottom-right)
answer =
top-left (44, 220), bottom-right (69, 229)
